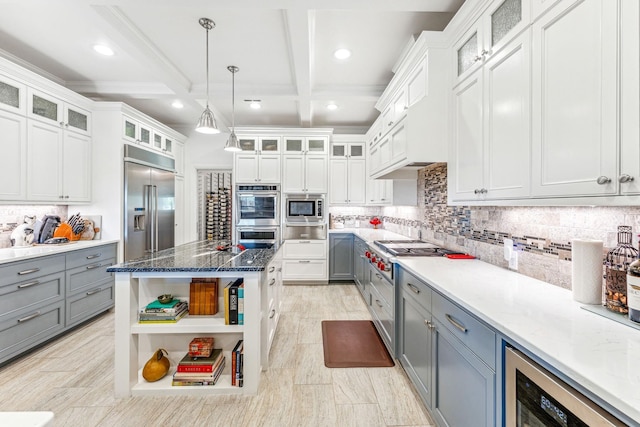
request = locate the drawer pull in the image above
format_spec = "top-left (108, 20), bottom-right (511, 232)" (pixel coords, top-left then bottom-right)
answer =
top-left (18, 268), bottom-right (40, 276)
top-left (86, 288), bottom-right (103, 296)
top-left (445, 313), bottom-right (468, 333)
top-left (86, 253), bottom-right (102, 259)
top-left (375, 273), bottom-right (383, 280)
top-left (18, 311), bottom-right (41, 323)
top-left (299, 240), bottom-right (311, 243)
top-left (299, 260), bottom-right (310, 263)
top-left (375, 299), bottom-right (383, 308)
top-left (269, 309), bottom-right (276, 319)
top-left (18, 280), bottom-right (40, 289)
top-left (86, 263), bottom-right (103, 270)
top-left (407, 283), bottom-right (420, 294)
top-left (269, 278), bottom-right (276, 286)
top-left (269, 266), bottom-right (275, 273)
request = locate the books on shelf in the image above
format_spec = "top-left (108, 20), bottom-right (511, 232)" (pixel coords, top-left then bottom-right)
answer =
top-left (138, 299), bottom-right (188, 323)
top-left (224, 278), bottom-right (244, 325)
top-left (173, 349), bottom-right (225, 386)
top-left (231, 339), bottom-right (244, 387)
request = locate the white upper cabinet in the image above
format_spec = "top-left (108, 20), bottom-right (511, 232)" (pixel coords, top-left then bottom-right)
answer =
top-left (28, 88), bottom-right (91, 136)
top-left (329, 141), bottom-right (366, 205)
top-left (122, 115), bottom-right (152, 147)
top-left (234, 136), bottom-right (281, 184)
top-left (283, 136), bottom-right (328, 155)
top-left (0, 74), bottom-right (26, 115)
top-left (619, 0), bottom-right (640, 195)
top-left (531, 0), bottom-right (617, 197)
top-left (0, 110), bottom-right (26, 200)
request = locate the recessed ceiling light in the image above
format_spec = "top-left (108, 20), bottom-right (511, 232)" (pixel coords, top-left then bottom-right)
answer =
top-left (249, 100), bottom-right (261, 110)
top-left (171, 101), bottom-right (184, 109)
top-left (333, 48), bottom-right (351, 60)
top-left (327, 103), bottom-right (338, 111)
top-left (93, 44), bottom-right (114, 56)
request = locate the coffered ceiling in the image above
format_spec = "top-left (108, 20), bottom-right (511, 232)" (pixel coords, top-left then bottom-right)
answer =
top-left (0, 0), bottom-right (464, 134)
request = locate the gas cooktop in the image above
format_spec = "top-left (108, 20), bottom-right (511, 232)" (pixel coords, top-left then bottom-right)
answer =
top-left (374, 240), bottom-right (457, 257)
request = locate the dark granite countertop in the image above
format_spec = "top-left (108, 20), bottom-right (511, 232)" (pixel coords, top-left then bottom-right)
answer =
top-left (107, 240), bottom-right (276, 273)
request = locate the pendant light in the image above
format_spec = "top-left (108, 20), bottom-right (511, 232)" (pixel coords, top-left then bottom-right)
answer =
top-left (225, 65), bottom-right (241, 152)
top-left (195, 18), bottom-right (220, 134)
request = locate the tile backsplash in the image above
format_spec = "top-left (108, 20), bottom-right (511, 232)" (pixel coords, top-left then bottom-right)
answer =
top-left (330, 163), bottom-right (640, 290)
top-left (0, 205), bottom-right (68, 248)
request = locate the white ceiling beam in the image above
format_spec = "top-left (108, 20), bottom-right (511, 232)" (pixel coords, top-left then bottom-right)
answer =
top-left (284, 9), bottom-right (315, 127)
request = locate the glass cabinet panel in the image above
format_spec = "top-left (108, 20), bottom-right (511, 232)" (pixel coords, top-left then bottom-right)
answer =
top-left (239, 138), bottom-right (257, 151)
top-left (307, 138), bottom-right (325, 152)
top-left (285, 138), bottom-right (303, 152)
top-left (32, 94), bottom-right (59, 121)
top-left (0, 81), bottom-right (20, 109)
top-left (124, 120), bottom-right (136, 139)
top-left (491, 0), bottom-right (522, 47)
top-left (165, 139), bottom-right (172, 154)
top-left (260, 138), bottom-right (279, 152)
top-left (67, 108), bottom-right (88, 132)
top-left (458, 32), bottom-right (479, 76)
top-left (332, 145), bottom-right (346, 157)
top-left (140, 127), bottom-right (150, 144)
top-left (154, 133), bottom-right (162, 149)
top-left (350, 145), bottom-right (364, 157)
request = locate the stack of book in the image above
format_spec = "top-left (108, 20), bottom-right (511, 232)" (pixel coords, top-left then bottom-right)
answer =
top-left (172, 348), bottom-right (225, 386)
top-left (139, 298), bottom-right (188, 323)
top-left (231, 339), bottom-right (243, 387)
top-left (224, 278), bottom-right (244, 325)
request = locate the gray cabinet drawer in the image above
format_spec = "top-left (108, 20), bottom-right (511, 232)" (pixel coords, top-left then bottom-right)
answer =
top-left (369, 266), bottom-right (393, 306)
top-left (66, 281), bottom-right (113, 327)
top-left (398, 267), bottom-right (432, 311)
top-left (432, 292), bottom-right (496, 368)
top-left (0, 254), bottom-right (65, 287)
top-left (370, 282), bottom-right (394, 353)
top-left (0, 272), bottom-right (64, 320)
top-left (66, 258), bottom-right (115, 295)
top-left (0, 301), bottom-right (64, 364)
top-left (66, 244), bottom-right (117, 270)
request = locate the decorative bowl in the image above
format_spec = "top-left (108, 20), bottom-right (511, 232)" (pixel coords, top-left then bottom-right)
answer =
top-left (157, 294), bottom-right (173, 304)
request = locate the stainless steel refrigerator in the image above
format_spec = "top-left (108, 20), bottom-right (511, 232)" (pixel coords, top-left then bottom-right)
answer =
top-left (123, 144), bottom-right (175, 261)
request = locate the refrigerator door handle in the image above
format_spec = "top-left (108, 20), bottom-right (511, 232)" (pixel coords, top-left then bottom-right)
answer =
top-left (152, 185), bottom-right (159, 252)
top-left (144, 185), bottom-right (152, 253)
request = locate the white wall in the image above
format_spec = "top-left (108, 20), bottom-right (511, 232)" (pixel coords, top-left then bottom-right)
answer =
top-left (176, 126), bottom-right (234, 242)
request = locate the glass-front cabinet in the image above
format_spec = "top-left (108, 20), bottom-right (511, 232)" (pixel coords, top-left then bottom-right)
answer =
top-left (283, 136), bottom-right (328, 155)
top-left (122, 116), bottom-right (151, 147)
top-left (454, 0), bottom-right (529, 85)
top-left (0, 74), bottom-right (25, 114)
top-left (28, 88), bottom-right (91, 136)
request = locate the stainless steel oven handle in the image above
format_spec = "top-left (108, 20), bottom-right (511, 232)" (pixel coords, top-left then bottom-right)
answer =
top-left (445, 314), bottom-right (468, 333)
top-left (407, 283), bottom-right (420, 294)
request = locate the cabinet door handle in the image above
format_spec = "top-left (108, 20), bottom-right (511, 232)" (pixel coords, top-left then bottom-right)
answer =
top-left (269, 278), bottom-right (276, 286)
top-left (269, 266), bottom-right (275, 273)
top-left (407, 283), bottom-right (420, 294)
top-left (445, 314), bottom-right (468, 333)
top-left (424, 319), bottom-right (435, 330)
top-left (18, 280), bottom-right (40, 289)
top-left (86, 253), bottom-right (102, 259)
top-left (86, 287), bottom-right (103, 296)
top-left (299, 260), bottom-right (310, 263)
top-left (375, 273), bottom-right (383, 280)
top-left (86, 263), bottom-right (103, 270)
top-left (375, 299), bottom-right (383, 308)
top-left (299, 240), bottom-right (311, 243)
top-left (18, 311), bottom-right (41, 323)
top-left (388, 121), bottom-right (393, 126)
top-left (269, 309), bottom-right (276, 319)
top-left (18, 268), bottom-right (40, 276)
top-left (596, 176), bottom-right (611, 185)
top-left (619, 174), bottom-right (635, 183)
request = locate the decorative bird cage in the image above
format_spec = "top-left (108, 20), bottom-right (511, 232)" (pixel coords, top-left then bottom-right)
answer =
top-left (603, 226), bottom-right (638, 314)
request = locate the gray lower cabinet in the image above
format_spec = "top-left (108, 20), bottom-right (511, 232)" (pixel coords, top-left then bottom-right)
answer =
top-left (329, 233), bottom-right (354, 280)
top-left (397, 265), bottom-right (496, 427)
top-left (0, 242), bottom-right (116, 365)
top-left (353, 237), bottom-right (368, 297)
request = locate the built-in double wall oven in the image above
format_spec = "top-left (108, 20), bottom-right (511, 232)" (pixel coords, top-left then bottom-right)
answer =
top-left (235, 184), bottom-right (280, 248)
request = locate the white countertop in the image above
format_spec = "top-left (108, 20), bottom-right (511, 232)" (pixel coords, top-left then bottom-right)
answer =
top-left (332, 228), bottom-right (639, 423)
top-left (397, 256), bottom-right (640, 425)
top-left (0, 239), bottom-right (119, 265)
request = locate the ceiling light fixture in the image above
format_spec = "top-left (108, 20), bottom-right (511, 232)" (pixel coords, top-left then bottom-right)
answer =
top-left (327, 103), bottom-right (338, 111)
top-left (333, 48), bottom-right (351, 60)
top-left (247, 100), bottom-right (262, 110)
top-left (171, 100), bottom-right (184, 109)
top-left (224, 66), bottom-right (241, 152)
top-left (93, 44), bottom-right (114, 56)
top-left (195, 18), bottom-right (220, 134)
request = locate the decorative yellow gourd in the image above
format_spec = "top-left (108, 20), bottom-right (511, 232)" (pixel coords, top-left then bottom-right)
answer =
top-left (142, 348), bottom-right (170, 382)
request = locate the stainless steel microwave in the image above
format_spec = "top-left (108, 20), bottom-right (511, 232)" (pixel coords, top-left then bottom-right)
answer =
top-left (285, 194), bottom-right (325, 224)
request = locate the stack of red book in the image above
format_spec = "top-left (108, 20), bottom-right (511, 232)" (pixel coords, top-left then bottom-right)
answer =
top-left (172, 348), bottom-right (225, 386)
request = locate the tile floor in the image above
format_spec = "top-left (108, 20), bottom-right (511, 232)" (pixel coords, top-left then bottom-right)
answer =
top-left (0, 283), bottom-right (434, 427)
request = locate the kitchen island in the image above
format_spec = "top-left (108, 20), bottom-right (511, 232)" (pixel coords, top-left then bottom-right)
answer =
top-left (108, 241), bottom-right (280, 397)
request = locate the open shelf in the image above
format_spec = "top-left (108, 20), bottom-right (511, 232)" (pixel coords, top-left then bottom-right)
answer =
top-left (132, 372), bottom-right (242, 397)
top-left (131, 315), bottom-right (244, 334)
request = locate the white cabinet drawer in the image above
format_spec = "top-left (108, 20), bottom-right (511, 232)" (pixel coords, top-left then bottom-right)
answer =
top-left (283, 240), bottom-right (326, 259)
top-left (282, 260), bottom-right (327, 280)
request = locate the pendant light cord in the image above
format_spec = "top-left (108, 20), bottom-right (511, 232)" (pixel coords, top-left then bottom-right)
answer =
top-left (205, 25), bottom-right (210, 108)
top-left (231, 70), bottom-right (235, 132)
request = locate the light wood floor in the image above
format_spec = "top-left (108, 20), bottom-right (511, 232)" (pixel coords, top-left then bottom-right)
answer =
top-left (0, 283), bottom-right (434, 427)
